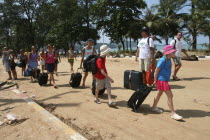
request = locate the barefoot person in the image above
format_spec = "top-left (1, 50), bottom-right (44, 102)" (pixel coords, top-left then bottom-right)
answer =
top-left (94, 45), bottom-right (116, 107)
top-left (170, 32), bottom-right (189, 81)
top-left (19, 49), bottom-right (27, 76)
top-left (136, 27), bottom-right (155, 87)
top-left (80, 38), bottom-right (95, 88)
top-left (67, 46), bottom-right (75, 73)
top-left (53, 46), bottom-right (61, 75)
top-left (2, 47), bottom-right (12, 80)
top-left (8, 50), bottom-right (17, 80)
top-left (27, 46), bottom-right (38, 81)
top-left (39, 48), bottom-right (46, 73)
top-left (45, 45), bottom-right (58, 88)
top-left (152, 45), bottom-right (183, 120)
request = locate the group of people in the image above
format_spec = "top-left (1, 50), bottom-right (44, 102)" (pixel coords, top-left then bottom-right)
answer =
top-left (136, 28), bottom-right (189, 120)
top-left (1, 28), bottom-right (188, 120)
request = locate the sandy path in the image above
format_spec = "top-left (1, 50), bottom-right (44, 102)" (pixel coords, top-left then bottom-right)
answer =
top-left (0, 57), bottom-right (210, 140)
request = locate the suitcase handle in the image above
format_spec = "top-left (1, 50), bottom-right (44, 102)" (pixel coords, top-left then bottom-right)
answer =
top-left (77, 68), bottom-right (83, 73)
top-left (129, 71), bottom-right (132, 89)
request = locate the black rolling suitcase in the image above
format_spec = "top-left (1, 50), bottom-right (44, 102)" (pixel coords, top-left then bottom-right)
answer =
top-left (127, 85), bottom-right (153, 112)
top-left (91, 79), bottom-right (105, 95)
top-left (69, 68), bottom-right (82, 88)
top-left (124, 70), bottom-right (144, 91)
top-left (38, 73), bottom-right (48, 86)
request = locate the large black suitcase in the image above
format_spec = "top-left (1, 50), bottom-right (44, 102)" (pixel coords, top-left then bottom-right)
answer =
top-left (127, 85), bottom-right (153, 112)
top-left (91, 79), bottom-right (105, 95)
top-left (38, 73), bottom-right (48, 86)
top-left (124, 70), bottom-right (143, 91)
top-left (69, 69), bottom-right (82, 88)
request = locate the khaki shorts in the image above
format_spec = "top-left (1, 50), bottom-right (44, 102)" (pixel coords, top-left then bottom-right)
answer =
top-left (173, 57), bottom-right (181, 65)
top-left (139, 58), bottom-right (151, 71)
top-left (96, 78), bottom-right (111, 90)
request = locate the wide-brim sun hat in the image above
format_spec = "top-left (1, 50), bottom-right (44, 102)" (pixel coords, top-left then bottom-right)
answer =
top-left (164, 45), bottom-right (176, 55)
top-left (100, 45), bottom-right (111, 55)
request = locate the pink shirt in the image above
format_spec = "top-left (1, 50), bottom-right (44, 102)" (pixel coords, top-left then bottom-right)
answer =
top-left (46, 52), bottom-right (55, 64)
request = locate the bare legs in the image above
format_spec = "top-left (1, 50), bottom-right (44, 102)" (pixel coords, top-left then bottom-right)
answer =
top-left (49, 72), bottom-right (57, 88)
top-left (8, 71), bottom-right (12, 80)
top-left (41, 65), bottom-right (45, 73)
top-left (172, 64), bottom-right (182, 78)
top-left (70, 63), bottom-right (74, 73)
top-left (11, 69), bottom-right (17, 80)
top-left (22, 67), bottom-right (26, 76)
top-left (55, 63), bottom-right (58, 74)
top-left (82, 72), bottom-right (88, 87)
top-left (152, 90), bottom-right (175, 114)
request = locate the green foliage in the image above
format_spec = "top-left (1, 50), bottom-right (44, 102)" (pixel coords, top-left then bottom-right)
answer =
top-left (0, 0), bottom-right (209, 52)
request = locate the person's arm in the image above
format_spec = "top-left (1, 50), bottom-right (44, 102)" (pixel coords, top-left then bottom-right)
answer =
top-left (135, 48), bottom-right (139, 62)
top-left (93, 47), bottom-right (95, 55)
top-left (101, 69), bottom-right (114, 83)
top-left (27, 53), bottom-right (30, 64)
top-left (170, 40), bottom-right (175, 46)
top-left (57, 51), bottom-right (61, 62)
top-left (149, 38), bottom-right (155, 61)
top-left (80, 48), bottom-right (85, 68)
top-left (181, 49), bottom-right (189, 57)
top-left (153, 67), bottom-right (161, 85)
top-left (54, 52), bottom-right (58, 60)
top-left (36, 54), bottom-right (38, 65)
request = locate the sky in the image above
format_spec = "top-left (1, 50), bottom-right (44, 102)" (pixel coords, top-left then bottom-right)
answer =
top-left (98, 0), bottom-right (209, 45)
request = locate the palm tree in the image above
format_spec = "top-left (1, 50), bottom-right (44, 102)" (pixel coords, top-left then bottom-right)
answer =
top-left (150, 0), bottom-right (187, 44)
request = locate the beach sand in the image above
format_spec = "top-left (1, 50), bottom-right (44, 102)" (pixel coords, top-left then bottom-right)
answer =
top-left (0, 57), bottom-right (210, 140)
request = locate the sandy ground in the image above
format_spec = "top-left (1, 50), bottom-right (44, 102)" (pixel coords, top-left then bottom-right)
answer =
top-left (0, 90), bottom-right (69, 140)
top-left (0, 57), bottom-right (210, 140)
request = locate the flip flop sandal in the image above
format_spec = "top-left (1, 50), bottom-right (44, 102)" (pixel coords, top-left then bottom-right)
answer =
top-left (108, 102), bottom-right (116, 107)
top-left (54, 85), bottom-right (58, 88)
top-left (94, 99), bottom-right (101, 104)
top-left (172, 76), bottom-right (180, 81)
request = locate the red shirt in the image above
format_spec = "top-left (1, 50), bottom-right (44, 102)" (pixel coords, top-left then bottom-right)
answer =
top-left (95, 57), bottom-right (107, 79)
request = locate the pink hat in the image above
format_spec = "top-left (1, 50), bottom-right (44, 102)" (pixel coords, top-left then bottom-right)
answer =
top-left (163, 45), bottom-right (176, 55)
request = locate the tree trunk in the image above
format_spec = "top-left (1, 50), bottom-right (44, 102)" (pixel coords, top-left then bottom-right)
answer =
top-left (165, 37), bottom-right (169, 45)
top-left (192, 30), bottom-right (197, 50)
top-left (120, 37), bottom-right (125, 50)
top-left (191, 1), bottom-right (197, 50)
top-left (208, 35), bottom-right (210, 50)
top-left (130, 38), bottom-right (132, 51)
top-left (126, 37), bottom-right (128, 50)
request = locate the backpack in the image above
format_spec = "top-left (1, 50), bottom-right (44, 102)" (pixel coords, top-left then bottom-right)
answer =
top-left (173, 39), bottom-right (177, 49)
top-left (83, 55), bottom-right (103, 74)
top-left (147, 37), bottom-right (151, 46)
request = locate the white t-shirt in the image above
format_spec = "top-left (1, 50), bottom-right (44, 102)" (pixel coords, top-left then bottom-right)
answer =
top-left (170, 38), bottom-right (182, 57)
top-left (138, 37), bottom-right (154, 59)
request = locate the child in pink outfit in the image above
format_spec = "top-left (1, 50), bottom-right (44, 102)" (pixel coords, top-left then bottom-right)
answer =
top-left (152, 45), bottom-right (183, 121)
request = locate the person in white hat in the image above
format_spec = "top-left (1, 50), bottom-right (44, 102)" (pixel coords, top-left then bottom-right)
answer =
top-left (94, 45), bottom-right (116, 107)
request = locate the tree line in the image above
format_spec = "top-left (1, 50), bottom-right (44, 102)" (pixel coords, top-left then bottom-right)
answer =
top-left (0, 0), bottom-right (209, 52)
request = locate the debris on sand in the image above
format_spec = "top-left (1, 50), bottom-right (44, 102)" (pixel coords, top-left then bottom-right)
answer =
top-left (1, 106), bottom-right (15, 111)
top-left (0, 81), bottom-right (18, 90)
top-left (0, 114), bottom-right (28, 126)
top-left (30, 95), bottom-right (36, 98)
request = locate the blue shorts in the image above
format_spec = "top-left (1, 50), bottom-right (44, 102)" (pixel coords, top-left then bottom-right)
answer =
top-left (47, 63), bottom-right (55, 72)
top-left (29, 61), bottom-right (38, 69)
